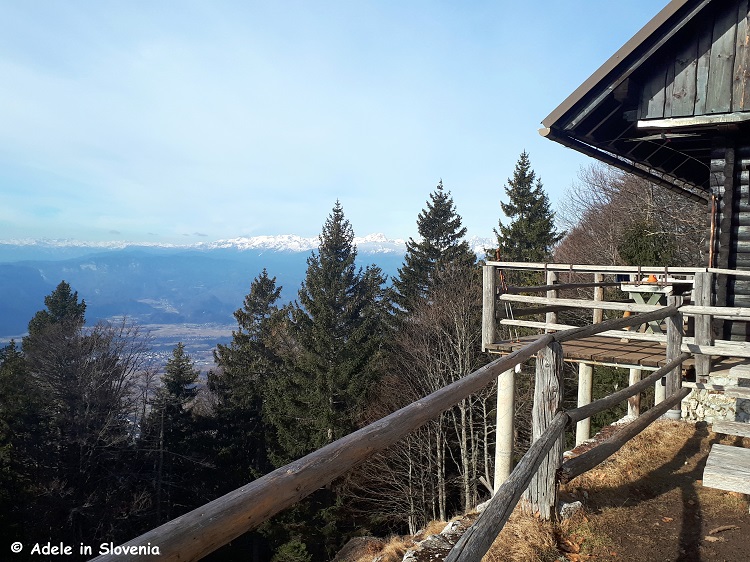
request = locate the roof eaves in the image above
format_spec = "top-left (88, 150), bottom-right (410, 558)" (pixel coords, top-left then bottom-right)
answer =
top-left (541, 0), bottom-right (705, 131)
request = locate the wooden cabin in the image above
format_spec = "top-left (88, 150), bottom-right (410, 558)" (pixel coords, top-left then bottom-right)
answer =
top-left (541, 0), bottom-right (750, 341)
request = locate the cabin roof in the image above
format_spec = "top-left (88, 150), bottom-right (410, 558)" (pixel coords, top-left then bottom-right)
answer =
top-left (541, 0), bottom-right (750, 202)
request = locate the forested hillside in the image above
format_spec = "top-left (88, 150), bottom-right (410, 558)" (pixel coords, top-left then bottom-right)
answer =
top-left (0, 161), bottom-right (708, 561)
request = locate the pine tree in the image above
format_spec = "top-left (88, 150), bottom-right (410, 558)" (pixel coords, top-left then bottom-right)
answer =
top-left (144, 342), bottom-right (202, 523)
top-left (493, 151), bottom-right (562, 263)
top-left (267, 201), bottom-right (389, 462)
top-left (263, 202), bottom-right (390, 559)
top-left (26, 280), bottom-right (86, 339)
top-left (394, 180), bottom-right (476, 313)
top-left (210, 269), bottom-right (282, 483)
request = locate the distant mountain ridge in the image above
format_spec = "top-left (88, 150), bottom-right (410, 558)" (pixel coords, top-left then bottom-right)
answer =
top-left (0, 233), bottom-right (493, 341)
top-left (1, 232), bottom-right (493, 259)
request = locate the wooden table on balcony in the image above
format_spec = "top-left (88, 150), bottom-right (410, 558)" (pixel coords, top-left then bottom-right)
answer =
top-left (620, 280), bottom-right (693, 334)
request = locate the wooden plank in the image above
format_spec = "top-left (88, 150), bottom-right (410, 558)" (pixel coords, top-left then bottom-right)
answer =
top-left (707, 4), bottom-right (739, 114)
top-left (682, 382), bottom-right (750, 399)
top-left (664, 59), bottom-right (675, 118)
top-left (682, 341), bottom-right (750, 358)
top-left (641, 65), bottom-right (667, 119)
top-left (497, 318), bottom-right (700, 345)
top-left (733, 0), bottom-right (750, 111)
top-left (703, 444), bottom-right (750, 494)
top-left (671, 39), bottom-right (698, 117)
top-left (695, 26), bottom-right (712, 115)
top-left (486, 261), bottom-right (704, 275)
top-left (499, 293), bottom-right (663, 313)
top-left (680, 304), bottom-right (750, 318)
top-left (713, 420), bottom-right (750, 438)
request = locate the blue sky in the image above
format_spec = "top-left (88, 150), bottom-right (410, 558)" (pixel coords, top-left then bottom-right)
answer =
top-left (0, 1), bottom-right (665, 244)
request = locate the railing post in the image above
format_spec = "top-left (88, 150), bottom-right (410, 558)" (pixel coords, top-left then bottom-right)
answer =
top-left (524, 341), bottom-right (564, 520)
top-left (483, 265), bottom-right (497, 352)
top-left (545, 270), bottom-right (558, 331)
top-left (576, 272), bottom-right (603, 444)
top-left (494, 368), bottom-right (515, 491)
top-left (693, 271), bottom-right (713, 382)
top-left (575, 363), bottom-right (593, 446)
top-left (592, 272), bottom-right (604, 324)
top-left (664, 295), bottom-right (684, 420)
top-left (628, 368), bottom-right (642, 417)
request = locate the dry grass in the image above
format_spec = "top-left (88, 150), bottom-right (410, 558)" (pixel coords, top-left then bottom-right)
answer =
top-left (415, 519), bottom-right (449, 539)
top-left (352, 536), bottom-right (409, 562)
top-left (352, 520), bottom-right (448, 562)
top-left (563, 420), bottom-right (692, 494)
top-left (351, 421), bottom-right (750, 562)
top-left (482, 509), bottom-right (558, 562)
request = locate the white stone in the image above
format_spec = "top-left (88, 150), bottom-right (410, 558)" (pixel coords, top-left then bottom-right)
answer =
top-left (559, 501), bottom-right (583, 520)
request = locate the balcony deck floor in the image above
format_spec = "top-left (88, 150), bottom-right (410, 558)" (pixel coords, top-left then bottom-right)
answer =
top-left (487, 335), bottom-right (696, 371)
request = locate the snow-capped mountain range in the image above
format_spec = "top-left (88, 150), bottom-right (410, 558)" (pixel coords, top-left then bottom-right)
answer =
top-left (0, 233), bottom-right (494, 367)
top-left (1, 233), bottom-right (493, 258)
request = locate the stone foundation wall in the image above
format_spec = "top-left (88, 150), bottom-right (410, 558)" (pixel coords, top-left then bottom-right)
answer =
top-left (681, 366), bottom-right (750, 423)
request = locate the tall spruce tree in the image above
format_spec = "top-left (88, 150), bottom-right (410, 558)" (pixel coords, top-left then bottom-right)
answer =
top-left (264, 202), bottom-right (390, 559)
top-left (394, 181), bottom-right (476, 313)
top-left (143, 342), bottom-right (202, 523)
top-left (267, 201), bottom-right (389, 462)
top-left (210, 268), bottom-right (282, 482)
top-left (493, 151), bottom-right (562, 263)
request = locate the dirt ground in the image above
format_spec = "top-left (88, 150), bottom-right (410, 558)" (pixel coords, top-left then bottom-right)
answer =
top-left (341, 420), bottom-right (750, 562)
top-left (557, 420), bottom-right (750, 562)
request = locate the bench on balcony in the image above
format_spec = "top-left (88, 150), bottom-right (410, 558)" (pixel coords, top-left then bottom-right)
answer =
top-left (703, 443), bottom-right (750, 495)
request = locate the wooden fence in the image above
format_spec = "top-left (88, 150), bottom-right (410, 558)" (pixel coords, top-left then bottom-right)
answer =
top-left (91, 263), bottom-right (750, 562)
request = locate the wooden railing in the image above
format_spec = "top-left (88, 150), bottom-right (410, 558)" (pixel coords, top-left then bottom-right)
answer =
top-left (91, 263), bottom-right (750, 562)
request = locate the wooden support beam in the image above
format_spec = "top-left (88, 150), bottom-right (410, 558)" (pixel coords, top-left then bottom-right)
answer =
top-left (693, 271), bottom-right (713, 381)
top-left (482, 265), bottom-right (497, 352)
top-left (546, 271), bottom-right (559, 331)
top-left (494, 369), bottom-right (515, 491)
top-left (665, 295), bottom-right (684, 420)
top-left (524, 342), bottom-right (564, 520)
top-left (628, 368), bottom-right (642, 418)
top-left (576, 363), bottom-right (593, 446)
top-left (593, 272), bottom-right (604, 324)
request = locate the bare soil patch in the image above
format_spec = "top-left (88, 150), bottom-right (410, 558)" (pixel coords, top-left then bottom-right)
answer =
top-left (343, 420), bottom-right (750, 562)
top-left (558, 420), bottom-right (750, 562)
